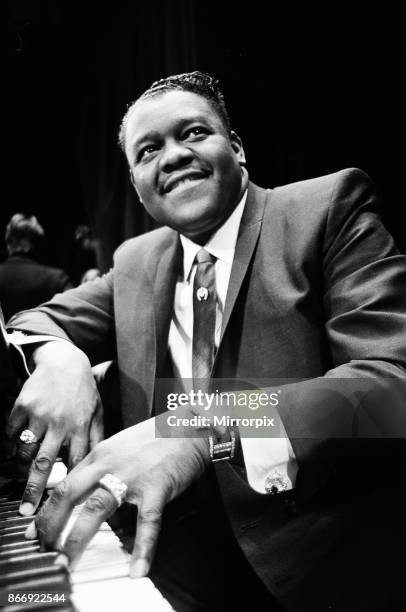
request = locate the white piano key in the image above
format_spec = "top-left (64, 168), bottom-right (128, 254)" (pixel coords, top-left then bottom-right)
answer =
top-left (46, 460), bottom-right (67, 489)
top-left (71, 576), bottom-right (174, 612)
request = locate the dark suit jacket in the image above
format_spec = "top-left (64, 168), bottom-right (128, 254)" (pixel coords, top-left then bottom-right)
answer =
top-left (0, 255), bottom-right (72, 321)
top-left (8, 169), bottom-right (406, 611)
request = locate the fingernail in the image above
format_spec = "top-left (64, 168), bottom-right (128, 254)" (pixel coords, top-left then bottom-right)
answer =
top-left (130, 559), bottom-right (149, 578)
top-left (25, 520), bottom-right (37, 539)
top-left (55, 553), bottom-right (69, 569)
top-left (19, 502), bottom-right (35, 516)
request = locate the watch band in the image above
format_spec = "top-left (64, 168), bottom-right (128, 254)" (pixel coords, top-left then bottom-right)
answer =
top-left (209, 429), bottom-right (236, 462)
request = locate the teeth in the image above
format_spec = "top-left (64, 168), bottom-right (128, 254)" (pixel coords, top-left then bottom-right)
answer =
top-left (169, 177), bottom-right (203, 193)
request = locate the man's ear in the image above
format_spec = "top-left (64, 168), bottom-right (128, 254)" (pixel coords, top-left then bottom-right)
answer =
top-left (129, 169), bottom-right (143, 203)
top-left (230, 131), bottom-right (246, 166)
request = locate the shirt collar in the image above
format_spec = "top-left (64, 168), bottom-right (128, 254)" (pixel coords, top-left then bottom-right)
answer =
top-left (180, 190), bottom-right (248, 281)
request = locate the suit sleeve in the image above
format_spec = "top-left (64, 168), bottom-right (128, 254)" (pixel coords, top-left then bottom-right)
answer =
top-left (7, 271), bottom-right (115, 366)
top-left (269, 169), bottom-right (406, 499)
top-left (59, 271), bottom-right (74, 292)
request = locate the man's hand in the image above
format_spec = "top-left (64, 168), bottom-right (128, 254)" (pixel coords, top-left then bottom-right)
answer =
top-left (30, 416), bottom-right (210, 578)
top-left (6, 340), bottom-right (104, 516)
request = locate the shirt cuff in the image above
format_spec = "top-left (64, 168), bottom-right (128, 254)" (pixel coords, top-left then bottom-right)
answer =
top-left (240, 434), bottom-right (298, 495)
top-left (7, 331), bottom-right (72, 376)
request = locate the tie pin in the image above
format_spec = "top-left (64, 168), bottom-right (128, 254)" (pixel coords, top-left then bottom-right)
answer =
top-left (196, 287), bottom-right (209, 301)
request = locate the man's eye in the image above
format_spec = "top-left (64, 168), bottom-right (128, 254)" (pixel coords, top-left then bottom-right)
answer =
top-left (138, 145), bottom-right (157, 161)
top-left (184, 127), bottom-right (207, 139)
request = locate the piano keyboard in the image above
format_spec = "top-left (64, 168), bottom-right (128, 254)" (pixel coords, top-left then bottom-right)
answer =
top-left (64, 505), bottom-right (174, 611)
top-left (0, 466), bottom-right (174, 612)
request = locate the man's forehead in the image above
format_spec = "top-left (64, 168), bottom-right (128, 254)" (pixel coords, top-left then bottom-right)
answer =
top-left (125, 90), bottom-right (222, 139)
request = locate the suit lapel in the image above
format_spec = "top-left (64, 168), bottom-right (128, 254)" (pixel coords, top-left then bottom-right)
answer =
top-left (219, 182), bottom-right (269, 345)
top-left (151, 233), bottom-right (182, 381)
top-left (117, 229), bottom-right (180, 426)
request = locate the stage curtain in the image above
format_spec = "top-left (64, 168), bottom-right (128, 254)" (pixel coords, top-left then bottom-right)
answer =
top-left (78, 1), bottom-right (197, 271)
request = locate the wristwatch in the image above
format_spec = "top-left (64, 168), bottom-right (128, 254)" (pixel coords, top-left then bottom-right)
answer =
top-left (208, 428), bottom-right (236, 462)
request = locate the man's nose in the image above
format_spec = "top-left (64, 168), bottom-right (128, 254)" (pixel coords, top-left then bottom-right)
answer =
top-left (159, 141), bottom-right (194, 172)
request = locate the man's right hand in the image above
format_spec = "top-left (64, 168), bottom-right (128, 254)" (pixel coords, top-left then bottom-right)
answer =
top-left (6, 340), bottom-right (104, 516)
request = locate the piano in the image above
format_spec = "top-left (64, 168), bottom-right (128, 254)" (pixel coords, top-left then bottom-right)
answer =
top-left (0, 308), bottom-right (174, 611)
top-left (0, 471), bottom-right (174, 612)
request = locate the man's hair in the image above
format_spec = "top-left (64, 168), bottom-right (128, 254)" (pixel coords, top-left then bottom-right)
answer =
top-left (118, 71), bottom-right (231, 153)
top-left (5, 213), bottom-right (45, 256)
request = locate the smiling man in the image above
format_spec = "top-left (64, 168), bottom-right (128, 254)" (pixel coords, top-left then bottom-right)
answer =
top-left (6, 72), bottom-right (406, 611)
top-left (122, 84), bottom-right (247, 241)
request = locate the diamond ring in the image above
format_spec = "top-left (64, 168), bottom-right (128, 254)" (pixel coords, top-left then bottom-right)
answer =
top-left (98, 473), bottom-right (128, 507)
top-left (19, 429), bottom-right (39, 444)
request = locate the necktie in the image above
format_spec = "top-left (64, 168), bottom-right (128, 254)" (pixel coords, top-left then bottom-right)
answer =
top-left (192, 248), bottom-right (216, 386)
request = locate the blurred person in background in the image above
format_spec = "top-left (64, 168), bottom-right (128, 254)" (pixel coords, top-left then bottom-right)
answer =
top-left (0, 213), bottom-right (72, 321)
top-left (72, 224), bottom-right (101, 285)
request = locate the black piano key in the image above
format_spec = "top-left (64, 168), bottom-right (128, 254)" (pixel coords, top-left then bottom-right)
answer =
top-left (0, 551), bottom-right (60, 573)
top-left (4, 574), bottom-right (70, 593)
top-left (0, 525), bottom-right (31, 536)
top-left (0, 501), bottom-right (21, 511)
top-left (0, 509), bottom-right (21, 519)
top-left (0, 539), bottom-right (39, 550)
top-left (0, 541), bottom-right (41, 558)
top-left (0, 530), bottom-right (32, 545)
top-left (0, 564), bottom-right (69, 587)
top-left (0, 516), bottom-right (34, 529)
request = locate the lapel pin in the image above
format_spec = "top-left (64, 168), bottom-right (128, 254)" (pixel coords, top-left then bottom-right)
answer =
top-left (196, 287), bottom-right (209, 301)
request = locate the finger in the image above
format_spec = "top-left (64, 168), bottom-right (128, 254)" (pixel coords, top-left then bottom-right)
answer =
top-left (15, 419), bottom-right (45, 464)
top-left (5, 401), bottom-right (27, 439)
top-left (130, 491), bottom-right (165, 578)
top-left (16, 439), bottom-right (41, 464)
top-left (89, 403), bottom-right (104, 450)
top-left (36, 461), bottom-right (100, 551)
top-left (68, 432), bottom-right (90, 471)
top-left (62, 487), bottom-right (117, 568)
top-left (19, 432), bottom-right (62, 516)
top-left (4, 437), bottom-right (16, 460)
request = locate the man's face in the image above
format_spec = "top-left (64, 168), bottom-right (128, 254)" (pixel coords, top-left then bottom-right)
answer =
top-left (124, 90), bottom-right (247, 240)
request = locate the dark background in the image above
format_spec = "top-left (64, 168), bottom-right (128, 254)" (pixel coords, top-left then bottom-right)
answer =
top-left (5, 0), bottom-right (405, 276)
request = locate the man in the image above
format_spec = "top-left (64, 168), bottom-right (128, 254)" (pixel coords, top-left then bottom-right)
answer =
top-left (6, 72), bottom-right (406, 611)
top-left (0, 213), bottom-right (72, 321)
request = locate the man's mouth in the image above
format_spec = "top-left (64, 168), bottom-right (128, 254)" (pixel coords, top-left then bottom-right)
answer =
top-left (163, 172), bottom-right (208, 194)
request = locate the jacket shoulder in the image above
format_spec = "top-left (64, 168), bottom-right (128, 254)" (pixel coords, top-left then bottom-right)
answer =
top-left (265, 168), bottom-right (375, 221)
top-left (272, 167), bottom-right (372, 200)
top-left (113, 226), bottom-right (177, 264)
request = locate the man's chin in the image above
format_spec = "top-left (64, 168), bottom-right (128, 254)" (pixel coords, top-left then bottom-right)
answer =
top-left (171, 215), bottom-right (227, 243)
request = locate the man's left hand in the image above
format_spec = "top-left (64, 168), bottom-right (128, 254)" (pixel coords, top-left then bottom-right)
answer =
top-left (30, 415), bottom-right (210, 578)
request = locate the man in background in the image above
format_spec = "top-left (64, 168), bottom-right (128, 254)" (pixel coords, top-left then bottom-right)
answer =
top-left (72, 224), bottom-right (101, 285)
top-left (0, 213), bottom-right (72, 320)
